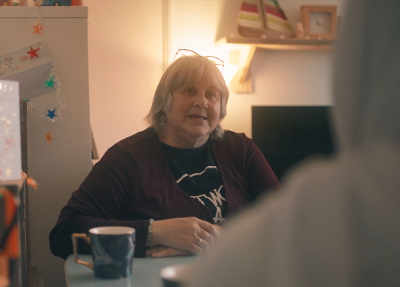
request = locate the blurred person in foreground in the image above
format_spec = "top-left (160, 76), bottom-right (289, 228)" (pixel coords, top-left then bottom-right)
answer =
top-left (187, 0), bottom-right (400, 286)
top-left (49, 50), bottom-right (280, 259)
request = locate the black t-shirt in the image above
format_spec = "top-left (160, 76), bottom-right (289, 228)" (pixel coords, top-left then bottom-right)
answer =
top-left (162, 140), bottom-right (227, 223)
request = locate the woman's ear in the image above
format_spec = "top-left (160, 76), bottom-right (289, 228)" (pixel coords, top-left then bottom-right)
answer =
top-left (159, 112), bottom-right (167, 126)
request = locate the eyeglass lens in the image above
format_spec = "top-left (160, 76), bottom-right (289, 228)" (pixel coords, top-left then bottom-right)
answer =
top-left (173, 49), bottom-right (224, 72)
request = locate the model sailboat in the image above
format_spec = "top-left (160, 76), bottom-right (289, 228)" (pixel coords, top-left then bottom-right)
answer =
top-left (237, 0), bottom-right (295, 38)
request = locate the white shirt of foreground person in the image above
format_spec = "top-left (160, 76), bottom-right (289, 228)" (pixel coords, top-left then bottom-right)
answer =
top-left (187, 1), bottom-right (400, 287)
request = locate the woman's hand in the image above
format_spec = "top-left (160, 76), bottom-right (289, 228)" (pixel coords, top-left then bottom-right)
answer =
top-left (151, 217), bottom-right (221, 255)
top-left (146, 246), bottom-right (191, 258)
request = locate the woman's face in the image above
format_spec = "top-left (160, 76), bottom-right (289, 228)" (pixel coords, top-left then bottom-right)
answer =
top-left (163, 74), bottom-right (221, 148)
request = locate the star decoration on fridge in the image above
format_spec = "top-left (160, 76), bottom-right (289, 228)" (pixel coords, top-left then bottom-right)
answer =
top-left (46, 108), bottom-right (57, 119)
top-left (45, 130), bottom-right (53, 145)
top-left (27, 177), bottom-right (38, 190)
top-left (33, 21), bottom-right (43, 35)
top-left (21, 171), bottom-right (38, 190)
top-left (26, 46), bottom-right (41, 59)
top-left (5, 167), bottom-right (12, 177)
top-left (45, 76), bottom-right (55, 88)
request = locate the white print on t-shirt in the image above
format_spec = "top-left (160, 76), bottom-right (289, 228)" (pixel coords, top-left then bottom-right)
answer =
top-left (176, 166), bottom-right (219, 183)
top-left (191, 185), bottom-right (226, 223)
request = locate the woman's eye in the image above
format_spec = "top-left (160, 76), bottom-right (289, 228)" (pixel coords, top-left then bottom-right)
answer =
top-left (185, 88), bottom-right (194, 93)
top-left (207, 92), bottom-right (218, 100)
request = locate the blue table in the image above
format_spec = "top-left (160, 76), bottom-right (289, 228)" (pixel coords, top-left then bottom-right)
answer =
top-left (65, 255), bottom-right (196, 287)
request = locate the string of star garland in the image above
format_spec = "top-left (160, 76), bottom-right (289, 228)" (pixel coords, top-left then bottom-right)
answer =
top-left (21, 171), bottom-right (38, 190)
top-left (22, 0), bottom-right (66, 145)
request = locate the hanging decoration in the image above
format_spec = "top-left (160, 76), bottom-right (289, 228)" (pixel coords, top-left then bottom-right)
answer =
top-left (44, 130), bottom-right (53, 145)
top-left (0, 4), bottom-right (66, 145)
top-left (45, 76), bottom-right (54, 88)
top-left (26, 46), bottom-right (40, 59)
top-left (33, 21), bottom-right (43, 35)
top-left (21, 172), bottom-right (38, 190)
top-left (46, 108), bottom-right (57, 119)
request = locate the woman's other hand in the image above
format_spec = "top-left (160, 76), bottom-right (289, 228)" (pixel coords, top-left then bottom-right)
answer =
top-left (151, 217), bottom-right (221, 255)
top-left (146, 246), bottom-right (190, 258)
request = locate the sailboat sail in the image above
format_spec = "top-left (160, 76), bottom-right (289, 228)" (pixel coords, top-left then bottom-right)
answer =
top-left (237, 0), bottom-right (265, 37)
top-left (263, 0), bottom-right (295, 37)
top-left (237, 0), bottom-right (295, 38)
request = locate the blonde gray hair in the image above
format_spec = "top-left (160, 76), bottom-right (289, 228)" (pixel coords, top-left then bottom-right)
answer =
top-left (145, 55), bottom-right (229, 139)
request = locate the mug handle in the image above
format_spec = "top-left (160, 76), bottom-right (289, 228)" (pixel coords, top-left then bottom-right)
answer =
top-left (71, 233), bottom-right (93, 269)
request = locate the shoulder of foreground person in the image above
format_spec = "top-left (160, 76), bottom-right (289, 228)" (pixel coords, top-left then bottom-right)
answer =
top-left (186, 158), bottom-right (345, 287)
top-left (188, 149), bottom-right (400, 287)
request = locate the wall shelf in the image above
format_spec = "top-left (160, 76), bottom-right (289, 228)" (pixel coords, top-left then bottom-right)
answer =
top-left (216, 36), bottom-right (335, 93)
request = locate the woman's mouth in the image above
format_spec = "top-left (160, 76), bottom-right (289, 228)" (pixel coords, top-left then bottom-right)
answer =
top-left (188, 114), bottom-right (207, 120)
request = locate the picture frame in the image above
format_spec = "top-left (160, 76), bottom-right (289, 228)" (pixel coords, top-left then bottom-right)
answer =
top-left (301, 5), bottom-right (338, 39)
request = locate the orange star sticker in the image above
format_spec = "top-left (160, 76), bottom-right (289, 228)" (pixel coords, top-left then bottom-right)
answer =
top-left (45, 130), bottom-right (53, 145)
top-left (27, 46), bottom-right (40, 59)
top-left (21, 171), bottom-right (38, 190)
top-left (33, 21), bottom-right (43, 35)
top-left (27, 177), bottom-right (38, 190)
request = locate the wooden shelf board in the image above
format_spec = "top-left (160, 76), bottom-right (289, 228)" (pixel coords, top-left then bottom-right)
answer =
top-left (217, 36), bottom-right (335, 50)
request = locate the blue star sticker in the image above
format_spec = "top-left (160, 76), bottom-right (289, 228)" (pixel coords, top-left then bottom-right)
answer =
top-left (46, 108), bottom-right (57, 119)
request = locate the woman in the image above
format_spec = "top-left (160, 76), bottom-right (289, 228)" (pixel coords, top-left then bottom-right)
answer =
top-left (187, 0), bottom-right (400, 286)
top-left (49, 51), bottom-right (280, 259)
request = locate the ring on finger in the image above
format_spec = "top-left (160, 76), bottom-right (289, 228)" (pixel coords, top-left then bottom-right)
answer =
top-left (196, 238), bottom-right (203, 246)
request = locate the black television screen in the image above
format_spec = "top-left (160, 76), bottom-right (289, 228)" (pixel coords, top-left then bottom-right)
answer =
top-left (252, 106), bottom-right (335, 181)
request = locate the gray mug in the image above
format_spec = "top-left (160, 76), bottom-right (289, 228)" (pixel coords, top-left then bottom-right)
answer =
top-left (72, 226), bottom-right (135, 279)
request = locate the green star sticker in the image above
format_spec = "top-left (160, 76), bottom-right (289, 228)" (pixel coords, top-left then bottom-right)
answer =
top-left (20, 96), bottom-right (30, 102)
top-left (45, 76), bottom-right (55, 88)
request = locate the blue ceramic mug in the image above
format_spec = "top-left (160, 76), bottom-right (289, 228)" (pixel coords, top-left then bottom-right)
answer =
top-left (72, 226), bottom-right (135, 279)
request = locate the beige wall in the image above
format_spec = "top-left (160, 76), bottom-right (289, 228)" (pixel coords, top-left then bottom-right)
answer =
top-left (85, 0), bottom-right (163, 161)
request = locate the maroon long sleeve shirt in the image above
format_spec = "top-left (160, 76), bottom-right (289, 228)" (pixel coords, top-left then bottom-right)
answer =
top-left (49, 128), bottom-right (280, 259)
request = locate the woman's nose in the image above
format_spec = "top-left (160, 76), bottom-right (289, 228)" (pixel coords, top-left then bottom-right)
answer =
top-left (193, 92), bottom-right (208, 108)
